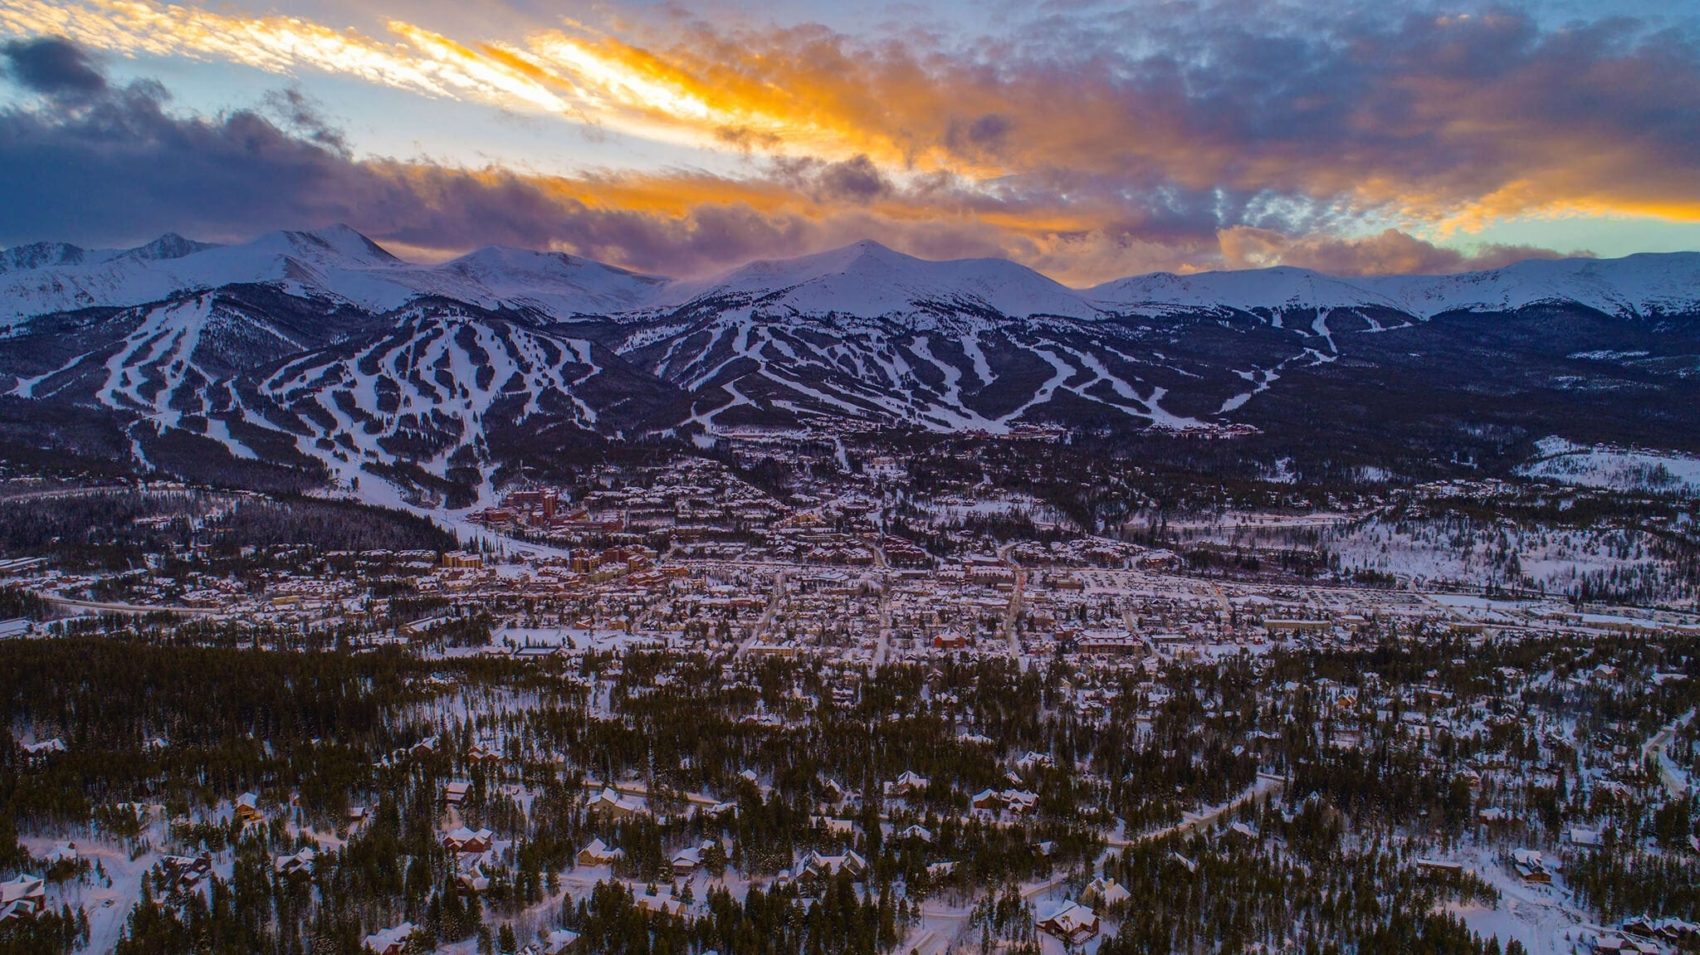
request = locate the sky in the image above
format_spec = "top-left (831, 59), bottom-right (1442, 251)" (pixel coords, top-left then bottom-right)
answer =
top-left (1, 0), bottom-right (1698, 285)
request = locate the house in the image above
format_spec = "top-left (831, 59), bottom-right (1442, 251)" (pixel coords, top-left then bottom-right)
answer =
top-left (1083, 876), bottom-right (1131, 908)
top-left (925, 861), bottom-right (959, 879)
top-left (43, 842), bottom-right (78, 867)
top-left (442, 781), bottom-right (471, 807)
top-left (589, 787), bottom-right (647, 818)
top-left (274, 847), bottom-right (316, 879)
top-left (442, 826), bottom-right (494, 854)
top-left (363, 922), bottom-right (418, 955)
top-left (884, 771), bottom-right (930, 798)
top-left (798, 849), bottom-right (867, 888)
top-left (160, 854), bottom-right (213, 894)
top-left (235, 792), bottom-right (263, 824)
top-left (1512, 848), bottom-right (1552, 884)
top-left (465, 743), bottom-right (503, 764)
top-left (1014, 751), bottom-right (1053, 772)
top-left (1478, 807), bottom-right (1512, 825)
top-left (1036, 900), bottom-right (1100, 944)
top-left (577, 837), bottom-right (625, 866)
top-left (818, 778), bottom-right (848, 805)
top-left (635, 890), bottom-right (688, 918)
top-left (671, 846), bottom-right (703, 876)
top-left (456, 863), bottom-right (491, 895)
top-left (0, 875), bottom-right (45, 923)
top-left (538, 928), bottom-right (583, 954)
top-left (973, 786), bottom-right (1037, 815)
top-left (896, 824), bottom-right (934, 844)
top-left (1002, 790), bottom-right (1039, 815)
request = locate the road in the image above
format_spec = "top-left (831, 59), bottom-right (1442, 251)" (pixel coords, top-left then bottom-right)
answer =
top-left (40, 593), bottom-right (220, 618)
top-left (1642, 708), bottom-right (1696, 797)
top-left (1101, 772), bottom-right (1286, 849)
top-left (1121, 606), bottom-right (1161, 656)
top-left (872, 585), bottom-right (894, 667)
top-left (870, 537), bottom-right (894, 666)
top-left (904, 773), bottom-right (1286, 955)
top-left (734, 570), bottom-right (788, 656)
top-left (997, 543), bottom-right (1026, 669)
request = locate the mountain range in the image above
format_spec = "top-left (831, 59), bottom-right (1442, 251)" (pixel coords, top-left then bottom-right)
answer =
top-left (2, 225), bottom-right (1697, 507)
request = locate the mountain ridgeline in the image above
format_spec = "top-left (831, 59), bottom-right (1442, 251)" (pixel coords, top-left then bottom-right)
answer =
top-left (2, 226), bottom-right (1697, 506)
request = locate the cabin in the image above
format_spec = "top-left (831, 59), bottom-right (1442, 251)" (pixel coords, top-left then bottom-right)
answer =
top-left (1512, 848), bottom-right (1552, 884)
top-left (1036, 900), bottom-right (1100, 944)
top-left (577, 838), bottom-right (625, 867)
top-left (235, 792), bottom-right (263, 824)
top-left (363, 922), bottom-right (418, 955)
top-left (1083, 876), bottom-right (1131, 908)
top-left (442, 826), bottom-right (494, 854)
top-left (537, 928), bottom-right (584, 954)
top-left (0, 875), bottom-right (45, 923)
top-left (274, 847), bottom-right (316, 879)
top-left (589, 787), bottom-right (647, 819)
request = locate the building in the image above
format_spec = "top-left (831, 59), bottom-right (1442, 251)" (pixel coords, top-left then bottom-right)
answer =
top-left (1083, 876), bottom-right (1131, 908)
top-left (0, 875), bottom-right (45, 923)
top-left (1036, 900), bottom-right (1100, 944)
top-left (442, 827), bottom-right (495, 854)
top-left (577, 838), bottom-right (625, 866)
top-left (363, 922), bottom-right (418, 955)
top-left (1512, 848), bottom-right (1552, 884)
top-left (274, 847), bottom-right (316, 879)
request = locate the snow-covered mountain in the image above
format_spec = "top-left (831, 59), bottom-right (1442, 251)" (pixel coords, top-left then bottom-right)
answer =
top-left (659, 240), bottom-right (1099, 321)
top-left (5, 225), bottom-right (1697, 327)
top-left (1090, 253), bottom-right (1700, 320)
top-left (0, 225), bottom-right (666, 324)
top-left (1, 224), bottom-right (1696, 509)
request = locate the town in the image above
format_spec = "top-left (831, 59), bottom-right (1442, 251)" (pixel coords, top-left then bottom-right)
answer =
top-left (0, 429), bottom-right (1697, 955)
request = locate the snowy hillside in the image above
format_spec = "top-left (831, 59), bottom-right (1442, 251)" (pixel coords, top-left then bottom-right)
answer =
top-left (0, 225), bottom-right (667, 324)
top-left (4, 227), bottom-right (1696, 328)
top-left (1517, 437), bottom-right (1700, 496)
top-left (1088, 267), bottom-right (1409, 317)
top-left (660, 240), bottom-right (1100, 321)
top-left (1092, 253), bottom-right (1700, 320)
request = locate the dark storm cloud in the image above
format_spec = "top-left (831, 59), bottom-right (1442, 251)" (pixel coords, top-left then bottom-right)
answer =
top-left (2, 36), bottom-right (107, 97)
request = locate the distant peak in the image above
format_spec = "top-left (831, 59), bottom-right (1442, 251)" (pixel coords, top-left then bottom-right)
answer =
top-left (0, 240), bottom-right (87, 273)
top-left (846, 239), bottom-right (896, 254)
top-left (283, 224), bottom-right (399, 263)
top-left (126, 232), bottom-right (216, 262)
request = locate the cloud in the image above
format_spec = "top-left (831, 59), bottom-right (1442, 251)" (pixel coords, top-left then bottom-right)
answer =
top-left (2, 35), bottom-right (106, 96)
top-left (5, 0), bottom-right (1698, 238)
top-left (1217, 226), bottom-right (1583, 275)
top-left (0, 37), bottom-right (1602, 285)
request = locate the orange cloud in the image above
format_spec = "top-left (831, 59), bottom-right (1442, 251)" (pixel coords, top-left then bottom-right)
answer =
top-left (3, 2), bottom-right (1695, 281)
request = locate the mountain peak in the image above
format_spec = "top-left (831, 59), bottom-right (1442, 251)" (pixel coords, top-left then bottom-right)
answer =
top-left (278, 224), bottom-right (399, 264)
top-left (0, 241), bottom-right (87, 274)
top-left (125, 233), bottom-right (217, 263)
top-left (664, 239), bottom-right (1097, 319)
